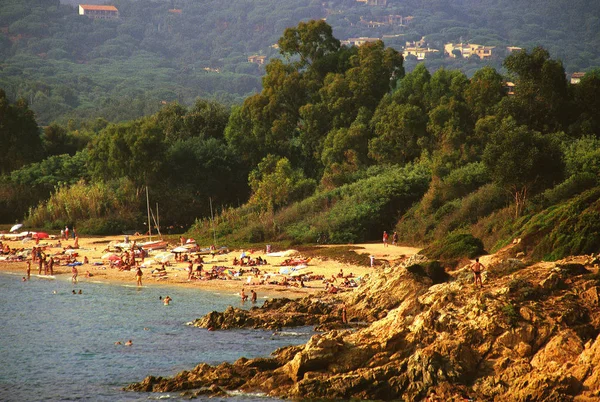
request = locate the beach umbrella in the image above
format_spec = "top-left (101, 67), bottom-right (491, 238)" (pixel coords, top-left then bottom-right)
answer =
top-left (102, 253), bottom-right (120, 261)
top-left (279, 267), bottom-right (291, 275)
top-left (10, 223), bottom-right (23, 233)
top-left (171, 246), bottom-right (188, 253)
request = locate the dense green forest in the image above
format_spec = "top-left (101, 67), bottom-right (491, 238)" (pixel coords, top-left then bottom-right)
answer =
top-left (2, 17), bottom-right (600, 260)
top-left (1, 0), bottom-right (599, 125)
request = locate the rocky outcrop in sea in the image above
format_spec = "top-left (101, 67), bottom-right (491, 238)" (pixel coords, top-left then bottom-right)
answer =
top-left (126, 252), bottom-right (600, 401)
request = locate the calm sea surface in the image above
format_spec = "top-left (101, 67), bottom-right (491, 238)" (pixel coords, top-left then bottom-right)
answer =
top-left (0, 272), bottom-right (312, 401)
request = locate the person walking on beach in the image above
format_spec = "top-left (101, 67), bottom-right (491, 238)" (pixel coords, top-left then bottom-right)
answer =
top-left (392, 231), bottom-right (398, 246)
top-left (136, 266), bottom-right (143, 287)
top-left (471, 258), bottom-right (485, 288)
top-left (383, 231), bottom-right (389, 247)
top-left (71, 266), bottom-right (78, 284)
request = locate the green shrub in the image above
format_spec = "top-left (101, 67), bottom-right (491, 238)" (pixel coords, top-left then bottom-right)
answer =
top-left (190, 161), bottom-right (431, 245)
top-left (25, 178), bottom-right (141, 234)
top-left (535, 173), bottom-right (598, 207)
top-left (517, 188), bottom-right (600, 260)
top-left (501, 303), bottom-right (520, 327)
top-left (77, 218), bottom-right (133, 235)
top-left (421, 232), bottom-right (485, 260)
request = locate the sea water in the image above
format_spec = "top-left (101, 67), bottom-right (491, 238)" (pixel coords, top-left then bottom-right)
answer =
top-left (0, 273), bottom-right (312, 401)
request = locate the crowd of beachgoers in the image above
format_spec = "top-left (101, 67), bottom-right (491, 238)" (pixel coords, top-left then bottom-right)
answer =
top-left (1, 232), bottom-right (419, 298)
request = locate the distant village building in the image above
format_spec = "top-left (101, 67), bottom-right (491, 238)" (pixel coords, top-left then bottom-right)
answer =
top-left (403, 46), bottom-right (439, 60)
top-left (356, 0), bottom-right (387, 5)
top-left (444, 43), bottom-right (495, 59)
top-left (359, 15), bottom-right (410, 28)
top-left (506, 46), bottom-right (522, 53)
top-left (503, 82), bottom-right (516, 96)
top-left (341, 37), bottom-right (380, 47)
top-left (78, 4), bottom-right (119, 19)
top-left (570, 72), bottom-right (585, 84)
top-left (247, 55), bottom-right (267, 65)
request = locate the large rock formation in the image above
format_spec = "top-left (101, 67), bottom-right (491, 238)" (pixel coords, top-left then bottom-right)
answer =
top-left (126, 254), bottom-right (600, 401)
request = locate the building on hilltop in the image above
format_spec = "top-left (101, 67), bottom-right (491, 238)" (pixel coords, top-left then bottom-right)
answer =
top-left (78, 4), bottom-right (119, 19)
top-left (356, 0), bottom-right (388, 5)
top-left (444, 43), bottom-right (495, 59)
top-left (341, 37), bottom-right (380, 47)
top-left (403, 46), bottom-right (439, 60)
top-left (570, 72), bottom-right (585, 84)
top-left (248, 55), bottom-right (267, 65)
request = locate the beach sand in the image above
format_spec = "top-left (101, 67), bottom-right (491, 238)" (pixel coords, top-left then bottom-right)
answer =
top-left (0, 235), bottom-right (421, 299)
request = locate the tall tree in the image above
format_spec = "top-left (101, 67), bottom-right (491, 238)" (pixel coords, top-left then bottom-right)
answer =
top-left (0, 90), bottom-right (43, 175)
top-left (464, 66), bottom-right (505, 120)
top-left (483, 117), bottom-right (564, 218)
top-left (501, 47), bottom-right (570, 133)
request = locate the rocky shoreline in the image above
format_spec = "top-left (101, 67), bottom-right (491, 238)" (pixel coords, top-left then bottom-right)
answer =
top-left (125, 249), bottom-right (600, 401)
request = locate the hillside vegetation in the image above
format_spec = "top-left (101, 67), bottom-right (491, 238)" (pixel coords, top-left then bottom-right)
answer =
top-left (1, 0), bottom-right (599, 124)
top-left (1, 19), bottom-right (600, 262)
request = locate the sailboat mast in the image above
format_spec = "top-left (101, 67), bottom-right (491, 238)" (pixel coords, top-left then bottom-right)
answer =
top-left (146, 186), bottom-right (152, 240)
top-left (156, 202), bottom-right (162, 239)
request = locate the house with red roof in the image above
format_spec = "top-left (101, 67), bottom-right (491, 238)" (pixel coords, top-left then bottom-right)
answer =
top-left (78, 4), bottom-right (119, 19)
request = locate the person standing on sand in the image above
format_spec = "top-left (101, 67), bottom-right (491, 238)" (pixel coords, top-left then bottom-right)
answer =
top-left (48, 257), bottom-right (54, 275)
top-left (383, 231), bottom-right (389, 247)
top-left (187, 261), bottom-right (193, 281)
top-left (341, 303), bottom-right (348, 324)
top-left (471, 258), bottom-right (485, 288)
top-left (38, 251), bottom-right (45, 275)
top-left (64, 226), bottom-right (69, 240)
top-left (136, 267), bottom-right (143, 287)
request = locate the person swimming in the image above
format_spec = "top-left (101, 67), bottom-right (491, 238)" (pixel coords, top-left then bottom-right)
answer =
top-left (125, 340), bottom-right (133, 346)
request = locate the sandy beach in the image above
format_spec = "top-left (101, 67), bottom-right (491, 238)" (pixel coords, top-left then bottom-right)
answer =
top-left (0, 234), bottom-right (421, 299)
